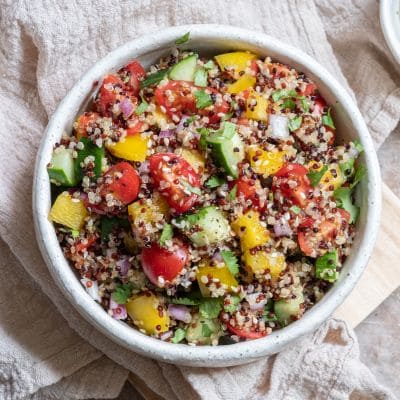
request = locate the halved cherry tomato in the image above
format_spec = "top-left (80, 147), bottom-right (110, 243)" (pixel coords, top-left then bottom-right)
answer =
top-left (126, 120), bottom-right (145, 135)
top-left (120, 60), bottom-right (146, 96)
top-left (272, 163), bottom-right (312, 207)
top-left (75, 112), bottom-right (100, 139)
top-left (141, 239), bottom-right (188, 286)
top-left (312, 97), bottom-right (327, 117)
top-left (225, 321), bottom-right (267, 339)
top-left (235, 176), bottom-right (265, 210)
top-left (302, 82), bottom-right (317, 97)
top-left (101, 162), bottom-right (140, 205)
top-left (199, 87), bottom-right (230, 124)
top-left (149, 153), bottom-right (201, 214)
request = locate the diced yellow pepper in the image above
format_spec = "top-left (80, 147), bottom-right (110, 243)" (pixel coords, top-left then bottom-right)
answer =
top-left (196, 264), bottom-right (238, 297)
top-left (150, 107), bottom-right (170, 129)
top-left (243, 250), bottom-right (286, 279)
top-left (181, 149), bottom-right (206, 173)
top-left (106, 133), bottom-right (149, 162)
top-left (245, 90), bottom-right (269, 122)
top-left (49, 192), bottom-right (87, 231)
top-left (308, 161), bottom-right (345, 191)
top-left (247, 145), bottom-right (287, 176)
top-left (227, 75), bottom-right (256, 95)
top-left (126, 293), bottom-right (169, 334)
top-left (231, 210), bottom-right (270, 251)
top-left (215, 52), bottom-right (257, 79)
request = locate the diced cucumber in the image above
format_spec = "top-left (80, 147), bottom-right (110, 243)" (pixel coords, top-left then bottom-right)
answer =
top-left (274, 287), bottom-right (304, 326)
top-left (75, 138), bottom-right (105, 180)
top-left (194, 68), bottom-right (208, 87)
top-left (206, 123), bottom-right (245, 178)
top-left (47, 148), bottom-right (78, 187)
top-left (185, 314), bottom-right (221, 345)
top-left (179, 206), bottom-right (231, 246)
top-left (169, 54), bottom-right (198, 81)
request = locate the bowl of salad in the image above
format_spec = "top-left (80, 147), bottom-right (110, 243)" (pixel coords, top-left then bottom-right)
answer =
top-left (33, 24), bottom-right (381, 366)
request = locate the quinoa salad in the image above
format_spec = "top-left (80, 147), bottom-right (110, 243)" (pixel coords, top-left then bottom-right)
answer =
top-left (47, 33), bottom-right (365, 346)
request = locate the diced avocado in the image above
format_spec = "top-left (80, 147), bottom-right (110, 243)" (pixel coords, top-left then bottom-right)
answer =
top-left (274, 287), bottom-right (304, 326)
top-left (179, 206), bottom-right (231, 246)
top-left (75, 137), bottom-right (105, 180)
top-left (206, 122), bottom-right (245, 178)
top-left (185, 314), bottom-right (221, 345)
top-left (47, 147), bottom-right (78, 187)
top-left (169, 54), bottom-right (198, 81)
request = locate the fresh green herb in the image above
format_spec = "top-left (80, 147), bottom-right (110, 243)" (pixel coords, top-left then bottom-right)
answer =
top-left (351, 164), bottom-right (367, 189)
top-left (322, 107), bottom-right (336, 130)
top-left (289, 205), bottom-right (301, 214)
top-left (134, 98), bottom-right (149, 115)
top-left (299, 96), bottom-right (310, 113)
top-left (221, 250), bottom-right (239, 276)
top-left (194, 68), bottom-right (208, 87)
top-left (180, 179), bottom-right (202, 195)
top-left (140, 69), bottom-right (169, 89)
top-left (354, 139), bottom-right (364, 153)
top-left (199, 298), bottom-right (223, 319)
top-left (159, 223), bottom-right (173, 246)
top-left (288, 116), bottom-right (302, 132)
top-left (307, 165), bottom-right (328, 187)
top-left (194, 89), bottom-right (213, 109)
top-left (201, 322), bottom-right (213, 337)
top-left (112, 283), bottom-right (133, 304)
top-left (339, 158), bottom-right (355, 177)
top-left (175, 31), bottom-right (190, 45)
top-left (280, 98), bottom-right (296, 110)
top-left (315, 250), bottom-right (339, 282)
top-left (101, 217), bottom-right (130, 242)
top-left (333, 187), bottom-right (359, 223)
top-left (205, 175), bottom-right (226, 188)
top-left (223, 296), bottom-right (241, 313)
top-left (272, 89), bottom-right (298, 102)
top-left (228, 184), bottom-right (237, 201)
top-left (182, 207), bottom-right (209, 226)
top-left (170, 296), bottom-right (202, 306)
top-left (264, 299), bottom-right (274, 313)
top-left (221, 112), bottom-right (233, 122)
top-left (71, 229), bottom-right (80, 239)
top-left (264, 313), bottom-right (279, 322)
top-left (171, 328), bottom-right (186, 343)
top-left (203, 60), bottom-right (215, 70)
top-left (197, 127), bottom-right (210, 150)
top-left (186, 115), bottom-right (197, 124)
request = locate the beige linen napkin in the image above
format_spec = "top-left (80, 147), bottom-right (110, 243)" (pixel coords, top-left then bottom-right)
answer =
top-left (0, 0), bottom-right (399, 399)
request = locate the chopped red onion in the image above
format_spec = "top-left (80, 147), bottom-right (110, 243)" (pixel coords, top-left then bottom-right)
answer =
top-left (160, 331), bottom-right (174, 341)
top-left (269, 114), bottom-right (289, 140)
top-left (138, 160), bottom-right (150, 174)
top-left (167, 304), bottom-right (192, 323)
top-left (159, 130), bottom-right (175, 138)
top-left (245, 292), bottom-right (268, 311)
top-left (274, 218), bottom-right (293, 237)
top-left (80, 278), bottom-right (101, 302)
top-left (109, 298), bottom-right (127, 320)
top-left (212, 251), bottom-right (223, 263)
top-left (116, 256), bottom-right (130, 277)
top-left (120, 98), bottom-right (134, 118)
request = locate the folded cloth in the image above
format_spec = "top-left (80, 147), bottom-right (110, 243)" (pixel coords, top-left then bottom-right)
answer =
top-left (0, 0), bottom-right (398, 399)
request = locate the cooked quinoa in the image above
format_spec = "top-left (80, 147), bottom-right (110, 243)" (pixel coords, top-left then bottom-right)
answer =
top-left (47, 35), bottom-right (365, 346)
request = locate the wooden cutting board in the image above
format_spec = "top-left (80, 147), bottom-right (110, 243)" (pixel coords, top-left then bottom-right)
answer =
top-left (129, 183), bottom-right (400, 400)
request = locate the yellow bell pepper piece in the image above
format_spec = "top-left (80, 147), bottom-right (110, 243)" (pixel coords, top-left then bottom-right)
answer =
top-left (227, 75), bottom-right (256, 95)
top-left (181, 149), bottom-right (206, 173)
top-left (243, 250), bottom-right (286, 279)
top-left (308, 161), bottom-right (345, 191)
top-left (49, 192), bottom-right (87, 231)
top-left (126, 293), bottom-right (170, 334)
top-left (231, 210), bottom-right (270, 251)
top-left (150, 107), bottom-right (170, 129)
top-left (247, 145), bottom-right (287, 176)
top-left (215, 51), bottom-right (257, 79)
top-left (106, 133), bottom-right (149, 162)
top-left (196, 264), bottom-right (238, 297)
top-left (245, 91), bottom-right (269, 122)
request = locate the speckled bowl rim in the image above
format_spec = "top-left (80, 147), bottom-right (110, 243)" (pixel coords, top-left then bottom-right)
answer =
top-left (33, 24), bottom-right (381, 367)
top-left (380, 0), bottom-right (400, 65)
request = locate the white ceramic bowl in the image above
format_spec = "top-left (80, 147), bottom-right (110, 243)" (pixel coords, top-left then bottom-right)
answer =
top-left (33, 24), bottom-right (381, 367)
top-left (380, 0), bottom-right (400, 64)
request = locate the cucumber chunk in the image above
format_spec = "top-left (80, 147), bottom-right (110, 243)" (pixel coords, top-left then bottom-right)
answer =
top-left (274, 287), bottom-right (304, 326)
top-left (47, 148), bottom-right (78, 186)
top-left (185, 314), bottom-right (221, 345)
top-left (179, 206), bottom-right (231, 246)
top-left (75, 138), bottom-right (105, 181)
top-left (207, 122), bottom-right (245, 178)
top-left (169, 54), bottom-right (198, 81)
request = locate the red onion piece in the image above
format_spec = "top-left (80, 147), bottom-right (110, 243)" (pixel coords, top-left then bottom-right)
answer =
top-left (269, 114), bottom-right (289, 140)
top-left (138, 160), bottom-right (150, 174)
top-left (120, 98), bottom-right (134, 118)
top-left (159, 130), bottom-right (175, 138)
top-left (176, 115), bottom-right (190, 132)
top-left (212, 251), bottom-right (223, 263)
top-left (109, 298), bottom-right (127, 320)
top-left (160, 331), bottom-right (174, 341)
top-left (245, 293), bottom-right (268, 311)
top-left (167, 304), bottom-right (192, 323)
top-left (80, 278), bottom-right (101, 302)
top-left (116, 256), bottom-right (130, 277)
top-left (274, 218), bottom-right (293, 237)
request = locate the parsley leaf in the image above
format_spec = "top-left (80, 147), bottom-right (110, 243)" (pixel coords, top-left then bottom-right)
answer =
top-left (199, 298), bottom-right (223, 319)
top-left (194, 68), bottom-right (208, 87)
top-left (205, 175), bottom-right (226, 188)
top-left (299, 96), bottom-right (310, 113)
top-left (194, 90), bottom-right (213, 109)
top-left (221, 112), bottom-right (233, 122)
top-left (339, 158), bottom-right (355, 177)
top-left (307, 165), bottom-right (328, 187)
top-left (171, 328), bottom-right (186, 343)
top-left (197, 127), bottom-right (210, 150)
top-left (170, 296), bottom-right (202, 306)
top-left (315, 250), bottom-right (339, 282)
top-left (201, 322), bottom-right (213, 337)
top-left (288, 116), bottom-right (302, 132)
top-left (180, 179), bottom-right (202, 195)
top-left (112, 283), bottom-right (133, 304)
top-left (175, 31), bottom-right (190, 45)
top-left (186, 115), bottom-right (197, 124)
top-left (322, 107), bottom-right (336, 130)
top-left (351, 164), bottom-right (367, 189)
top-left (71, 229), bottom-right (80, 239)
top-left (221, 250), bottom-right (239, 276)
top-left (280, 98), bottom-right (296, 110)
top-left (135, 98), bottom-right (149, 115)
top-left (272, 89), bottom-right (298, 102)
top-left (223, 296), bottom-right (241, 313)
top-left (289, 205), bottom-right (301, 214)
top-left (228, 184), bottom-right (237, 201)
top-left (354, 139), bottom-right (364, 153)
top-left (159, 223), bottom-right (173, 246)
top-left (333, 187), bottom-right (359, 223)
top-left (140, 69), bottom-right (169, 89)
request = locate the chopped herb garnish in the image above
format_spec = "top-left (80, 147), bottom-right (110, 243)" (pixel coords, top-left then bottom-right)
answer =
top-left (223, 296), bottom-right (241, 313)
top-left (322, 107), bottom-right (336, 130)
top-left (354, 139), bottom-right (364, 153)
top-left (71, 229), bottom-right (80, 239)
top-left (299, 96), bottom-right (310, 113)
top-left (221, 112), bottom-right (233, 122)
top-left (288, 116), bottom-right (302, 132)
top-left (134, 98), bottom-right (149, 115)
top-left (272, 89), bottom-right (298, 102)
top-left (201, 322), bottom-right (213, 337)
top-left (180, 179), bottom-right (202, 195)
top-left (289, 205), bottom-right (301, 214)
top-left (194, 68), bottom-right (208, 87)
top-left (351, 164), bottom-right (367, 189)
top-left (199, 298), bottom-right (223, 319)
top-left (175, 31), bottom-right (190, 45)
top-left (228, 184), bottom-right (237, 201)
top-left (171, 328), bottom-right (186, 343)
top-left (170, 296), bottom-right (202, 306)
top-left (140, 69), bottom-right (169, 89)
top-left (186, 115), bottom-right (197, 124)
top-left (221, 250), bottom-right (239, 276)
top-left (307, 165), bottom-right (328, 187)
top-left (205, 175), bottom-right (226, 188)
top-left (315, 250), bottom-right (339, 282)
top-left (197, 127), bottom-right (210, 150)
top-left (194, 89), bottom-right (213, 109)
top-left (159, 223), bottom-right (173, 246)
top-left (339, 158), bottom-right (355, 177)
top-left (280, 98), bottom-right (296, 110)
top-left (112, 283), bottom-right (133, 304)
top-left (333, 187), bottom-right (359, 223)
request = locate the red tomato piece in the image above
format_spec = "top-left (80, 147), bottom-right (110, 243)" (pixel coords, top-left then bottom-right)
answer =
top-left (302, 82), bottom-right (317, 97)
top-left (149, 153), bottom-right (201, 214)
top-left (102, 162), bottom-right (140, 205)
top-left (75, 112), bottom-right (101, 139)
top-left (235, 176), bottom-right (265, 210)
top-left (272, 163), bottom-right (312, 207)
top-left (199, 87), bottom-right (230, 124)
top-left (312, 97), bottom-right (327, 117)
top-left (126, 120), bottom-right (145, 135)
top-left (141, 240), bottom-right (188, 286)
top-left (75, 234), bottom-right (98, 253)
top-left (226, 321), bottom-right (267, 339)
top-left (268, 63), bottom-right (292, 80)
top-left (120, 60), bottom-right (146, 96)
